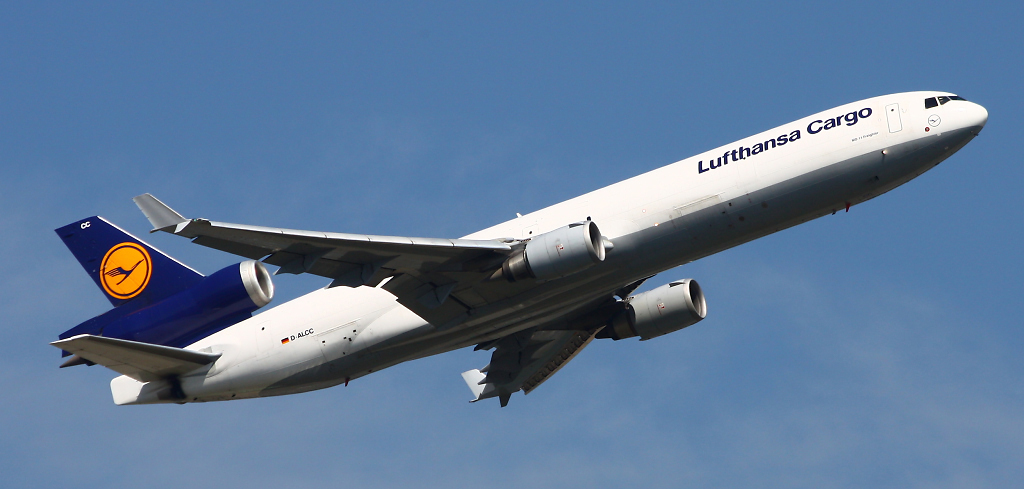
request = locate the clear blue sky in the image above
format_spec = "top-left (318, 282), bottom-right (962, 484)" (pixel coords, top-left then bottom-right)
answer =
top-left (2, 2), bottom-right (1021, 488)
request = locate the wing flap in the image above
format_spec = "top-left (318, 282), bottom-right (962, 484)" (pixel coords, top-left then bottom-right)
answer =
top-left (520, 330), bottom-right (597, 394)
top-left (190, 234), bottom-right (273, 260)
top-left (463, 328), bottom-right (599, 406)
top-left (51, 334), bottom-right (220, 383)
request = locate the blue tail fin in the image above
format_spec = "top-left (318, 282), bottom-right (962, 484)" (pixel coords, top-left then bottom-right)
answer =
top-left (55, 217), bottom-right (204, 308)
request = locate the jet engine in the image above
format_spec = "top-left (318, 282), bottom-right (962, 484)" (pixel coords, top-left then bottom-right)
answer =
top-left (599, 279), bottom-right (707, 340)
top-left (500, 220), bottom-right (607, 282)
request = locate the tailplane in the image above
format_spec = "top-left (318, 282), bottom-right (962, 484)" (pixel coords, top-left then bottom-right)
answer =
top-left (52, 334), bottom-right (220, 383)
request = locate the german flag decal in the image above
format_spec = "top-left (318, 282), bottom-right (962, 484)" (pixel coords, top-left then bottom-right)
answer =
top-left (281, 338), bottom-right (290, 344)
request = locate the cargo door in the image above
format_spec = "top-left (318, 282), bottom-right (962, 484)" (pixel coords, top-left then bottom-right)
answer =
top-left (885, 103), bottom-right (903, 133)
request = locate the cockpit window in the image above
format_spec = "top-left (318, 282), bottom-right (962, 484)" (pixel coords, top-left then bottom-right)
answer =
top-left (926, 95), bottom-right (968, 108)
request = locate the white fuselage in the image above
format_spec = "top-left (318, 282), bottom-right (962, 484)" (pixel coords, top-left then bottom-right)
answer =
top-left (111, 91), bottom-right (988, 405)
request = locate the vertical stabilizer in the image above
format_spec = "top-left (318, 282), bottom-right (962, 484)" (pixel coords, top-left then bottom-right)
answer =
top-left (55, 217), bottom-right (204, 308)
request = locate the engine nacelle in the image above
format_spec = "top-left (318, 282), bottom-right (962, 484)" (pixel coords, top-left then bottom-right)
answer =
top-left (501, 220), bottom-right (607, 282)
top-left (95, 260), bottom-right (274, 347)
top-left (601, 279), bottom-right (707, 340)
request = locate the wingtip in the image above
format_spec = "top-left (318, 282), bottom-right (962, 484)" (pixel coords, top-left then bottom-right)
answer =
top-left (133, 193), bottom-right (187, 233)
top-left (50, 336), bottom-right (76, 348)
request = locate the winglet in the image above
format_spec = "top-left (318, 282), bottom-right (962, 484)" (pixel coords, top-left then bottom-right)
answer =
top-left (133, 193), bottom-right (188, 233)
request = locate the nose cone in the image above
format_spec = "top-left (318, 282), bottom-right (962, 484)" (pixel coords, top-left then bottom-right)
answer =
top-left (965, 101), bottom-right (988, 133)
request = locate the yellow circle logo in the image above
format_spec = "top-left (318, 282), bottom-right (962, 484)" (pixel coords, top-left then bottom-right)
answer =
top-left (100, 242), bottom-right (152, 300)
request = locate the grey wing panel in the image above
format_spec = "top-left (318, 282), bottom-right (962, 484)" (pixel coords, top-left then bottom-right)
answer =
top-left (134, 194), bottom-right (520, 326)
top-left (172, 219), bottom-right (508, 275)
top-left (519, 330), bottom-right (597, 394)
top-left (173, 219), bottom-right (515, 324)
top-left (465, 327), bottom-right (599, 406)
top-left (377, 268), bottom-right (537, 329)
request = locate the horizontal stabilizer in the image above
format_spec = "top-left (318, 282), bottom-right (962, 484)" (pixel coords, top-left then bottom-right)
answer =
top-left (51, 335), bottom-right (220, 383)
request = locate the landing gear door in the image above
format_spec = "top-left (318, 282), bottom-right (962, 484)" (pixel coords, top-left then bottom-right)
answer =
top-left (885, 103), bottom-right (903, 133)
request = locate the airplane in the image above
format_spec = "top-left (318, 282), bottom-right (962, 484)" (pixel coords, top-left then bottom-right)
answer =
top-left (52, 91), bottom-right (988, 407)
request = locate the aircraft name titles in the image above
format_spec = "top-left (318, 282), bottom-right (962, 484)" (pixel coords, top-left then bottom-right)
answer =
top-left (698, 107), bottom-right (873, 174)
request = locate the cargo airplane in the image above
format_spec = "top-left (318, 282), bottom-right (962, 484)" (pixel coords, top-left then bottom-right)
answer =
top-left (53, 92), bottom-right (987, 406)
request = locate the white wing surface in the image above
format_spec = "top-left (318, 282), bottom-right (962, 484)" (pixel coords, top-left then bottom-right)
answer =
top-left (134, 194), bottom-right (520, 326)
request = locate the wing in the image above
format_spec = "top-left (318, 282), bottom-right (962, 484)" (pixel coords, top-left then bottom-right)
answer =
top-left (456, 279), bottom-right (654, 407)
top-left (461, 327), bottom-right (600, 407)
top-left (51, 334), bottom-right (221, 383)
top-left (134, 194), bottom-right (518, 326)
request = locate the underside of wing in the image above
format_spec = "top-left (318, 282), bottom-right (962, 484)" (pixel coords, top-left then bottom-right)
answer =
top-left (462, 327), bottom-right (600, 407)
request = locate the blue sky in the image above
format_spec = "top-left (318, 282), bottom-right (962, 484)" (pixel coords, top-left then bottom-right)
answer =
top-left (2, 2), bottom-right (1021, 487)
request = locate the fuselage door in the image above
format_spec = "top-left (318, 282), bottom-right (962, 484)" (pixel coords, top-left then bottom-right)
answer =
top-left (317, 319), bottom-right (359, 364)
top-left (885, 103), bottom-right (903, 133)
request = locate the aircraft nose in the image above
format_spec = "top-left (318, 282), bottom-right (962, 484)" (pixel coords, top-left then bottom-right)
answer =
top-left (965, 101), bottom-right (988, 132)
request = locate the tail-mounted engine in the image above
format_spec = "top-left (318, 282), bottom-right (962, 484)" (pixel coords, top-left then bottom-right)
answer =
top-left (499, 220), bottom-right (607, 282)
top-left (61, 260), bottom-right (275, 349)
top-left (598, 279), bottom-right (707, 340)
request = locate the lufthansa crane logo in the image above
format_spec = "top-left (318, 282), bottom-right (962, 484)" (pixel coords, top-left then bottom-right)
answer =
top-left (100, 242), bottom-right (152, 300)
